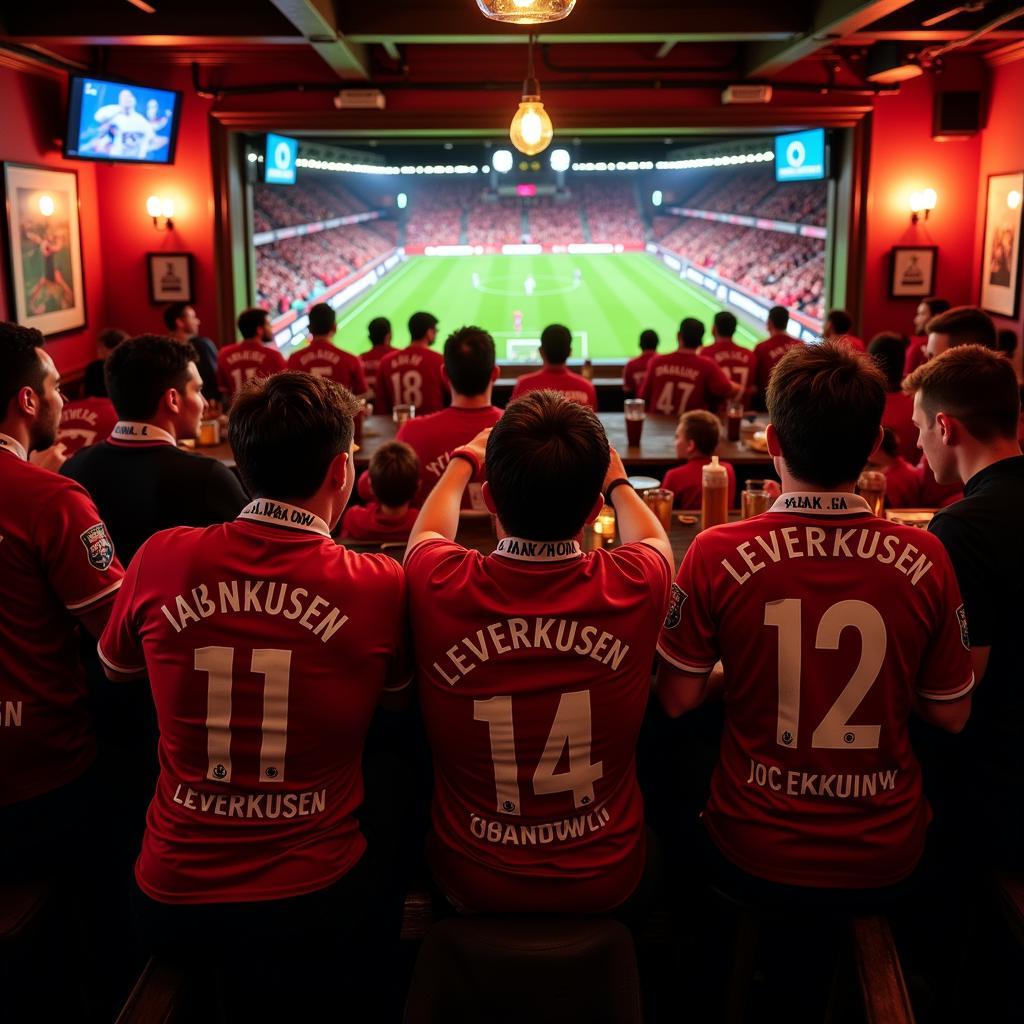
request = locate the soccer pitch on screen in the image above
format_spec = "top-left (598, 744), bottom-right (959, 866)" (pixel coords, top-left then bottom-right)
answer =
top-left (328, 253), bottom-right (760, 362)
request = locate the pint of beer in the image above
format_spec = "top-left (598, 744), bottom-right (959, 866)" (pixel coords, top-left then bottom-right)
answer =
top-left (701, 455), bottom-right (729, 531)
top-left (393, 404), bottom-right (415, 425)
top-left (624, 398), bottom-right (645, 447)
top-left (742, 479), bottom-right (772, 519)
top-left (198, 419), bottom-right (220, 447)
top-left (643, 488), bottom-right (674, 532)
top-left (726, 401), bottom-right (744, 442)
top-left (857, 470), bottom-right (886, 517)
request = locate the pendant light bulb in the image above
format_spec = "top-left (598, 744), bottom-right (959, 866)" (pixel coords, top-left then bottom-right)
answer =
top-left (510, 35), bottom-right (554, 156)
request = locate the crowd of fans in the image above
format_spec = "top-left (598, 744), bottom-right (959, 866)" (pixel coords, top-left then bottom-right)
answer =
top-left (253, 177), bottom-right (369, 233)
top-left (523, 196), bottom-right (585, 244)
top-left (675, 167), bottom-right (826, 226)
top-left (579, 179), bottom-right (646, 245)
top-left (466, 197), bottom-right (523, 246)
top-left (404, 182), bottom-right (477, 247)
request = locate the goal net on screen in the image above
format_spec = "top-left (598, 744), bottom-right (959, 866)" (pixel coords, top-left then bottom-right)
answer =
top-left (497, 331), bottom-right (590, 363)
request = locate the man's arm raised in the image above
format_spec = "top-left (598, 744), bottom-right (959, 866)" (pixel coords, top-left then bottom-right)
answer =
top-left (605, 447), bottom-right (674, 572)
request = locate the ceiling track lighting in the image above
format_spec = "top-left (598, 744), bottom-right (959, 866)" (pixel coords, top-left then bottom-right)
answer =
top-left (477, 0), bottom-right (575, 25)
top-left (509, 34), bottom-right (554, 157)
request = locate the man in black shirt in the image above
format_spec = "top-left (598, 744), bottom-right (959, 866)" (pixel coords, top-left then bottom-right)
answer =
top-left (905, 344), bottom-right (1024, 866)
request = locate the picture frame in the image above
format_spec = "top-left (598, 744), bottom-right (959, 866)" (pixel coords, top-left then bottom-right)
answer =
top-left (147, 251), bottom-right (193, 304)
top-left (980, 171), bottom-right (1024, 319)
top-left (888, 245), bottom-right (937, 299)
top-left (2, 163), bottom-right (86, 336)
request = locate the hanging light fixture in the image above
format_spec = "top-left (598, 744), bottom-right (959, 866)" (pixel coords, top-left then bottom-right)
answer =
top-left (509, 35), bottom-right (554, 157)
top-left (477, 0), bottom-right (575, 25)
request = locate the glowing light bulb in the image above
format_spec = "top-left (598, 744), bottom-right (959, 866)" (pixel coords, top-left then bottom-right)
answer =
top-left (161, 197), bottom-right (175, 219)
top-left (920, 188), bottom-right (937, 211)
top-left (477, 0), bottom-right (575, 25)
top-left (37, 194), bottom-right (55, 217)
top-left (1008, 190), bottom-right (1022, 210)
top-left (146, 195), bottom-right (162, 218)
top-left (509, 98), bottom-right (553, 156)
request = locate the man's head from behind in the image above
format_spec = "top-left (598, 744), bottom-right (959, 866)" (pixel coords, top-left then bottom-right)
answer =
top-left (925, 305), bottom-right (996, 360)
top-left (767, 306), bottom-right (790, 333)
top-left (238, 307), bottom-right (273, 344)
top-left (678, 318), bottom-right (705, 350)
top-left (486, 390), bottom-right (609, 541)
top-left (914, 296), bottom-right (950, 336)
top-left (409, 311), bottom-right (439, 345)
top-left (767, 342), bottom-right (886, 489)
top-left (229, 372), bottom-right (359, 524)
top-left (369, 441), bottom-right (420, 510)
top-left (540, 323), bottom-right (572, 365)
top-left (825, 309), bottom-right (854, 338)
top-left (308, 303), bottom-right (336, 340)
top-left (368, 316), bottom-right (391, 347)
top-left (904, 345), bottom-right (1020, 485)
top-left (106, 334), bottom-right (205, 439)
top-left (97, 327), bottom-right (128, 358)
top-left (675, 409), bottom-right (720, 460)
top-left (163, 302), bottom-right (199, 338)
top-left (867, 332), bottom-right (908, 392)
top-left (713, 311), bottom-right (737, 341)
top-left (444, 326), bottom-right (497, 398)
top-left (0, 321), bottom-right (62, 451)
top-left (639, 329), bottom-right (659, 353)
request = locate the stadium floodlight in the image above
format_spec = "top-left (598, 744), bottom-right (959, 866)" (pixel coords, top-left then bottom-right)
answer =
top-left (492, 149), bottom-right (514, 174)
top-left (550, 148), bottom-right (571, 172)
top-left (477, 0), bottom-right (575, 25)
top-left (396, 193), bottom-right (408, 209)
top-left (651, 190), bottom-right (663, 207)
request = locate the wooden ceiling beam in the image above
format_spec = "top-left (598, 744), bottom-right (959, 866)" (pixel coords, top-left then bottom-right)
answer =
top-left (267, 0), bottom-right (370, 78)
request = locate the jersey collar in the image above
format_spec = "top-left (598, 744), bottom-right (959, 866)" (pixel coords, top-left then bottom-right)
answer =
top-left (237, 499), bottom-right (332, 538)
top-left (494, 536), bottom-right (583, 562)
top-left (0, 432), bottom-right (27, 461)
top-left (109, 421), bottom-right (176, 446)
top-left (769, 491), bottom-right (872, 516)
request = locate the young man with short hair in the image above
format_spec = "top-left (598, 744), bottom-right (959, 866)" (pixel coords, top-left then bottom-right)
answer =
top-left (0, 322), bottom-right (124, 874)
top-left (163, 302), bottom-right (220, 402)
top-left (404, 391), bottom-right (673, 913)
top-left (905, 297), bottom-right (951, 375)
top-left (511, 324), bottom-right (598, 410)
top-left (823, 309), bottom-right (865, 352)
top-left (342, 440), bottom-right (421, 542)
top-left (63, 335), bottom-right (248, 565)
top-left (662, 409), bottom-right (737, 510)
top-left (702, 311), bottom-right (756, 409)
top-left (98, 372), bottom-right (408, 1017)
top-left (83, 327), bottom-right (128, 399)
top-left (375, 311), bottom-right (445, 416)
top-left (638, 317), bottom-right (739, 418)
top-left (657, 341), bottom-right (973, 900)
top-left (622, 329), bottom-right (659, 398)
top-left (360, 316), bottom-right (394, 397)
top-left (397, 326), bottom-right (503, 508)
top-left (752, 305), bottom-right (801, 411)
top-left (925, 305), bottom-right (996, 360)
top-left (216, 307), bottom-right (286, 405)
top-left (286, 303), bottom-right (368, 397)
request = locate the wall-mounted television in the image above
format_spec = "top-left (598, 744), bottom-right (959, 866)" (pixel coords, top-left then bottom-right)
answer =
top-left (774, 129), bottom-right (826, 182)
top-left (64, 76), bottom-right (181, 165)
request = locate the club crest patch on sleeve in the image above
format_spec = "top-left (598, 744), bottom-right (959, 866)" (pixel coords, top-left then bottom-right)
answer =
top-left (664, 583), bottom-right (687, 630)
top-left (956, 604), bottom-right (970, 650)
top-left (80, 523), bottom-right (114, 571)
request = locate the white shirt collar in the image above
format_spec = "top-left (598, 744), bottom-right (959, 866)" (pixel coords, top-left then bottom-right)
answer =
top-left (109, 421), bottom-right (177, 446)
top-left (768, 491), bottom-right (872, 516)
top-left (237, 499), bottom-right (332, 538)
top-left (0, 432), bottom-right (27, 461)
top-left (494, 537), bottom-right (583, 562)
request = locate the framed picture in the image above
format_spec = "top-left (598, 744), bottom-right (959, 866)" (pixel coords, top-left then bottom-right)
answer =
top-left (147, 252), bottom-right (193, 304)
top-left (2, 163), bottom-right (86, 336)
top-left (980, 171), bottom-right (1024, 318)
top-left (888, 246), bottom-right (937, 299)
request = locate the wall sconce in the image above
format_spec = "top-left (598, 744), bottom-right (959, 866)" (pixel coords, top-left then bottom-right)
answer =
top-left (146, 195), bottom-right (175, 231)
top-left (909, 188), bottom-right (937, 224)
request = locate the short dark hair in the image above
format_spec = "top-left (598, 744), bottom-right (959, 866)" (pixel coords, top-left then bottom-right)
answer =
top-left (486, 390), bottom-right (609, 541)
top-left (680, 409), bottom-right (720, 456)
top-left (921, 297), bottom-right (951, 319)
top-left (997, 328), bottom-right (1018, 356)
top-left (98, 327), bottom-right (128, 352)
top-left (229, 372), bottom-right (359, 500)
top-left (540, 323), bottom-right (572, 365)
top-left (444, 326), bottom-right (496, 397)
top-left (639, 329), bottom-right (659, 352)
top-left (679, 318), bottom-right (704, 349)
top-left (409, 311), bottom-right (438, 341)
top-left (368, 317), bottom-right (391, 346)
top-left (0, 321), bottom-right (46, 416)
top-left (879, 426), bottom-right (901, 459)
top-left (827, 309), bottom-right (854, 335)
top-left (925, 306), bottom-right (996, 349)
top-left (767, 306), bottom-right (790, 331)
top-left (106, 334), bottom-right (197, 421)
top-left (768, 342), bottom-right (886, 488)
top-left (238, 307), bottom-right (270, 340)
top-left (369, 441), bottom-right (420, 507)
top-left (867, 332), bottom-right (908, 391)
top-left (903, 344), bottom-right (1020, 442)
top-left (162, 302), bottom-right (192, 332)
top-left (713, 311), bottom-right (737, 338)
top-left (308, 303), bottom-right (336, 337)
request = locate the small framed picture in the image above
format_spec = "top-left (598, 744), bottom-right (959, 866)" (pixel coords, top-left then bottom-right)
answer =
top-left (147, 252), bottom-right (193, 304)
top-left (889, 246), bottom-right (937, 299)
top-left (980, 171), bottom-right (1024, 319)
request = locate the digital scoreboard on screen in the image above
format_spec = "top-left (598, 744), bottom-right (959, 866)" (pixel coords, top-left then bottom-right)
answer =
top-left (264, 134), bottom-right (299, 185)
top-left (64, 76), bottom-right (181, 164)
top-left (774, 129), bottom-right (826, 182)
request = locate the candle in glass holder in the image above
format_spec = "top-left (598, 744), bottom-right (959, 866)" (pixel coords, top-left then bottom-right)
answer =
top-left (592, 504), bottom-right (616, 544)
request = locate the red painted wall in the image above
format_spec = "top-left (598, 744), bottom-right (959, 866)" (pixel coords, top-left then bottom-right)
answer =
top-left (0, 65), bottom-right (106, 373)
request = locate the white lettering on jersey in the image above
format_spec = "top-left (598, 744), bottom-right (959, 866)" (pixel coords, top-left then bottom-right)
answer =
top-left (468, 805), bottom-right (612, 847)
top-left (171, 783), bottom-right (327, 818)
top-left (743, 758), bottom-right (898, 800)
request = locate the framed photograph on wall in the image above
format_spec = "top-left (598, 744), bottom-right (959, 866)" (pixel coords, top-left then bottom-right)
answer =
top-left (2, 163), bottom-right (86, 336)
top-left (147, 252), bottom-right (193, 304)
top-left (889, 246), bottom-right (937, 299)
top-left (980, 171), bottom-right (1024, 318)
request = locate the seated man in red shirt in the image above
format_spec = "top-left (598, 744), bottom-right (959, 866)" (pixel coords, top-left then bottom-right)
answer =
top-left (622, 329), bottom-right (659, 398)
top-left (397, 325), bottom-right (503, 509)
top-left (99, 371), bottom-right (407, 1018)
top-left (639, 317), bottom-right (739, 418)
top-left (868, 332), bottom-right (919, 463)
top-left (867, 428), bottom-right (921, 508)
top-left (657, 342), bottom-right (973, 909)
top-left (752, 305), bottom-right (802, 411)
top-left (511, 323), bottom-right (598, 411)
top-left (375, 311), bottom-right (445, 416)
top-left (904, 297), bottom-right (951, 376)
top-left (217, 307), bottom-right (286, 405)
top-left (341, 440), bottom-right (420, 542)
top-left (286, 302), bottom-right (368, 397)
top-left (405, 392), bottom-right (673, 915)
top-left (702, 311), bottom-right (756, 410)
top-left (823, 308), bottom-right (865, 352)
top-left (360, 315), bottom-right (393, 398)
top-left (57, 394), bottom-right (117, 456)
top-left (662, 410), bottom-right (737, 510)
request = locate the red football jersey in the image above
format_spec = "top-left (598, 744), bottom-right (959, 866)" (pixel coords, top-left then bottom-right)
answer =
top-left (832, 334), bottom-right (866, 353)
top-left (0, 435), bottom-right (124, 804)
top-left (883, 457), bottom-right (921, 508)
top-left (511, 367), bottom-right (598, 411)
top-left (622, 352), bottom-right (656, 397)
top-left (638, 350), bottom-right (733, 418)
top-left (58, 397), bottom-right (117, 455)
top-left (702, 340), bottom-right (757, 400)
top-left (883, 391), bottom-right (920, 463)
top-left (360, 344), bottom-right (394, 396)
top-left (216, 341), bottom-right (286, 403)
top-left (662, 457), bottom-right (737, 510)
top-left (904, 336), bottom-right (928, 377)
top-left (753, 333), bottom-right (802, 401)
top-left (98, 499), bottom-right (407, 904)
top-left (374, 344), bottom-right (447, 416)
top-left (396, 405), bottom-right (503, 508)
top-left (658, 491), bottom-right (974, 888)
top-left (340, 502), bottom-right (418, 542)
top-left (286, 340), bottom-right (368, 396)
top-left (407, 537), bottom-right (671, 912)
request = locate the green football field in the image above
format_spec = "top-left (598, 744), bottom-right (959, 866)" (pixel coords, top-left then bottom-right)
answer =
top-left (322, 253), bottom-right (759, 362)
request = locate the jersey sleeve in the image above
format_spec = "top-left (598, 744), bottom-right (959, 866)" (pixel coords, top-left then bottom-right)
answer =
top-left (97, 539), bottom-right (149, 675)
top-left (706, 359), bottom-right (734, 398)
top-left (35, 481), bottom-right (124, 613)
top-left (610, 541), bottom-right (672, 607)
top-left (350, 357), bottom-right (368, 396)
top-left (657, 535), bottom-right (719, 674)
top-left (915, 547), bottom-right (975, 702)
top-left (269, 349), bottom-right (287, 373)
top-left (928, 510), bottom-right (994, 648)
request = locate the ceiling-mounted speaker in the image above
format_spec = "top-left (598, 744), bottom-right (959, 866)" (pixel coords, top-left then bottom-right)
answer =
top-left (933, 90), bottom-right (983, 140)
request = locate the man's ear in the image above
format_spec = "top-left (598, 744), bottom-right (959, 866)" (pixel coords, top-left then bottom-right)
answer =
top-left (17, 385), bottom-right (38, 417)
top-left (584, 493), bottom-right (605, 524)
top-left (329, 449), bottom-right (350, 490)
top-left (765, 423), bottom-right (782, 457)
top-left (490, 366), bottom-right (500, 383)
top-left (481, 480), bottom-right (496, 514)
top-left (163, 387), bottom-right (182, 417)
top-left (935, 411), bottom-right (959, 447)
